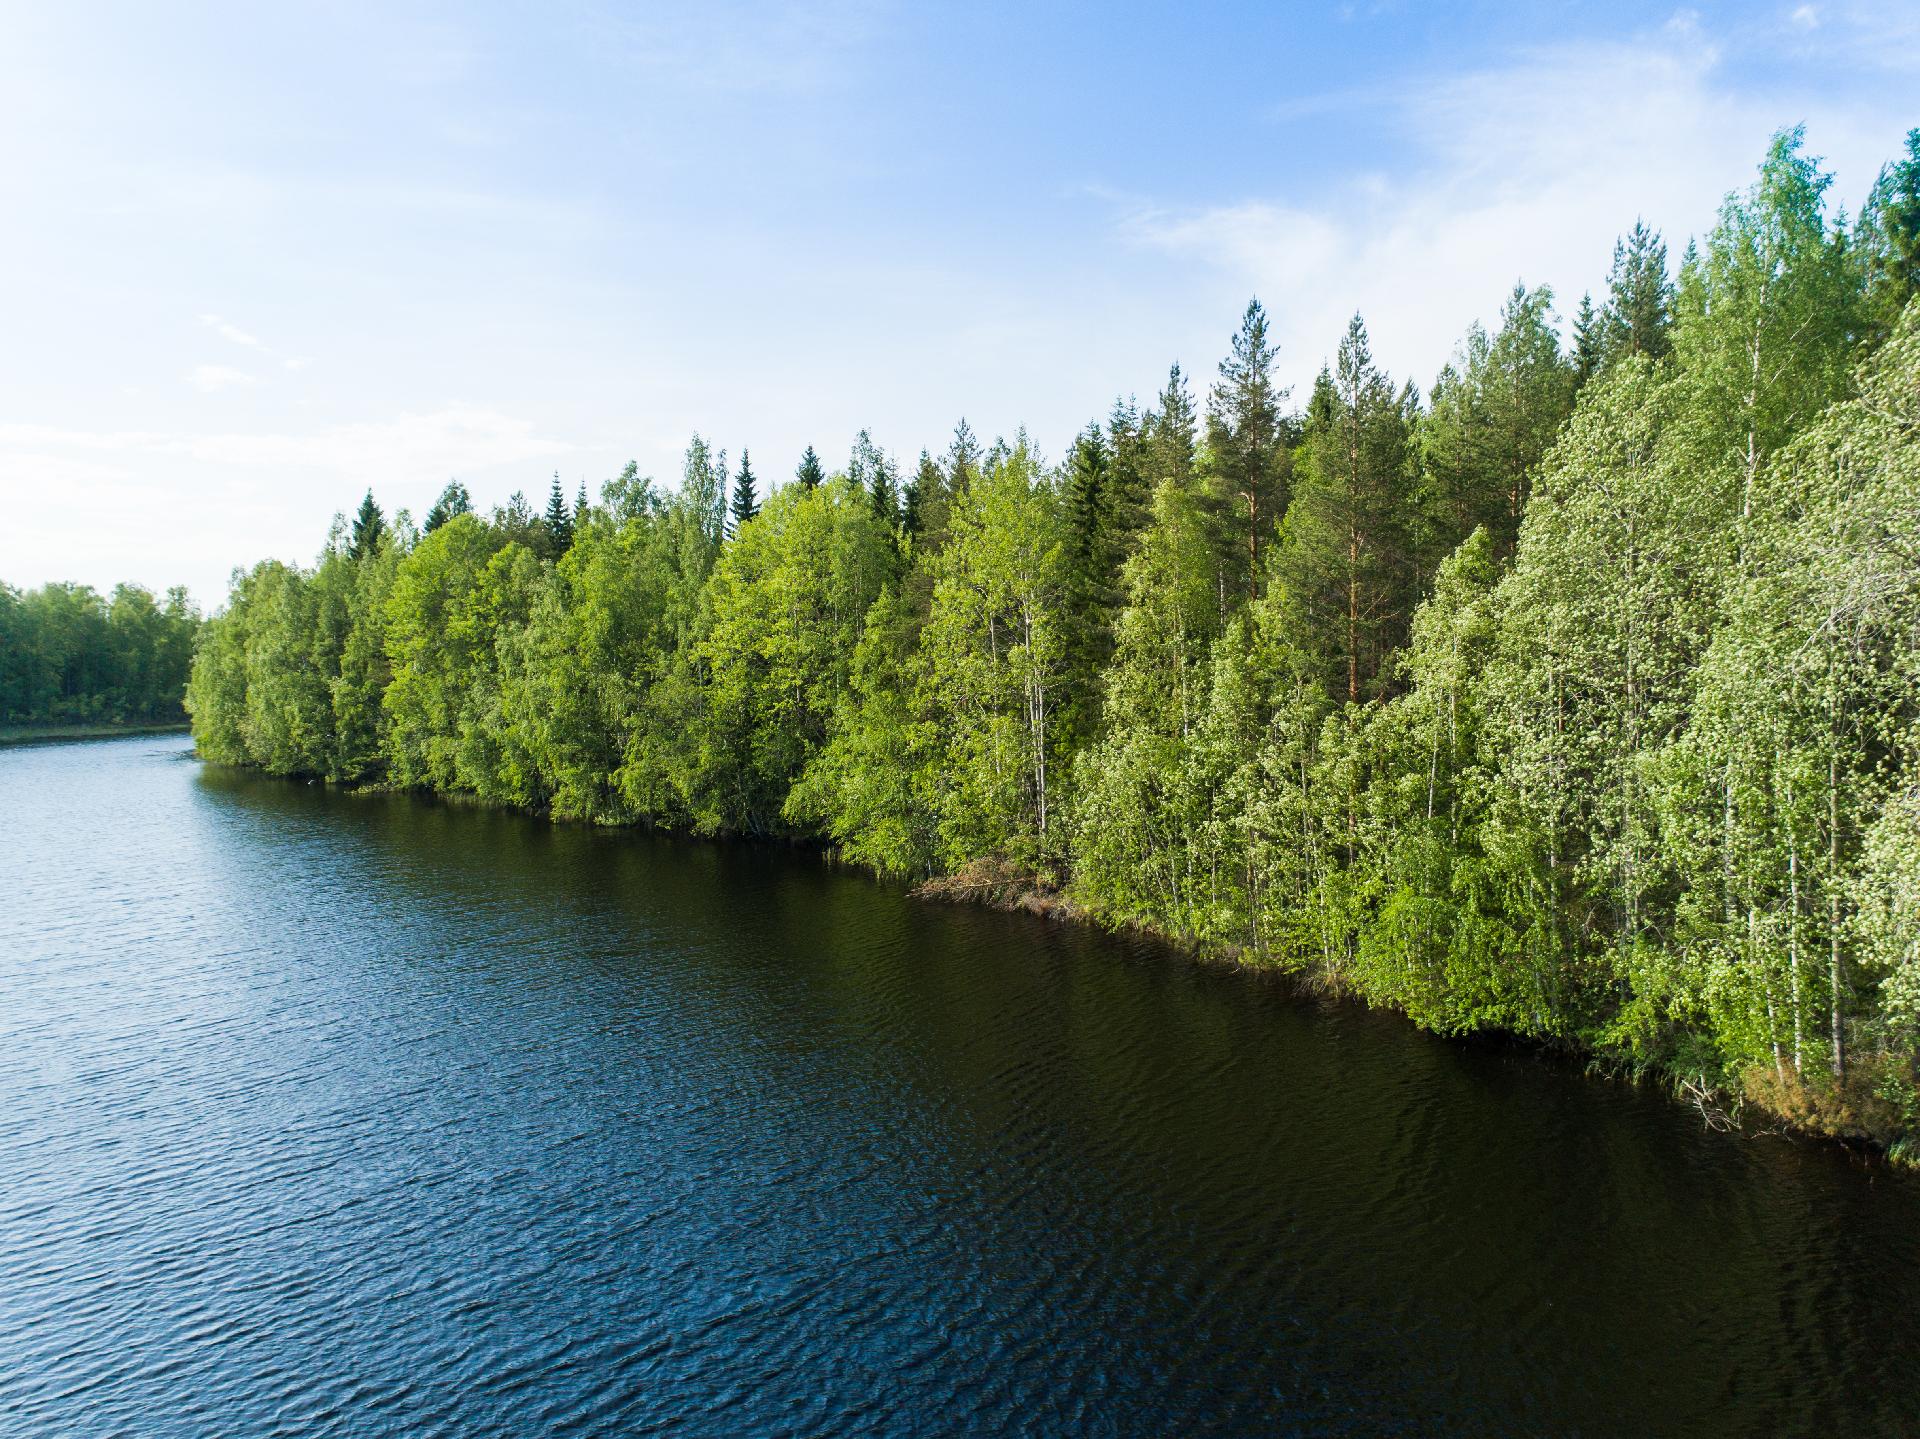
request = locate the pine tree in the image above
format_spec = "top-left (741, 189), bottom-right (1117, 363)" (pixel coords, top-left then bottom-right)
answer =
top-left (1205, 299), bottom-right (1290, 603)
top-left (851, 430), bottom-right (898, 526)
top-left (795, 445), bottom-right (826, 491)
top-left (1571, 292), bottom-right (1603, 390)
top-left (1275, 315), bottom-right (1420, 703)
top-left (903, 451), bottom-right (945, 540)
top-left (544, 472), bottom-right (574, 553)
top-left (1421, 284), bottom-right (1574, 559)
top-left (1600, 220), bottom-right (1675, 365)
top-left (1859, 128), bottom-right (1920, 347)
top-left (424, 480), bottom-right (472, 534)
top-left (945, 419), bottom-right (982, 497)
top-left (1148, 363), bottom-right (1197, 493)
top-left (350, 490), bottom-right (387, 560)
top-left (729, 451), bottom-right (760, 535)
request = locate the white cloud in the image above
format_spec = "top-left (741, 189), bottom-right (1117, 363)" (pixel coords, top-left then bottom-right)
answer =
top-left (199, 313), bottom-right (266, 351)
top-left (1791, 5), bottom-right (1821, 29)
top-left (188, 364), bottom-right (261, 393)
top-left (1121, 23), bottom-right (1900, 398)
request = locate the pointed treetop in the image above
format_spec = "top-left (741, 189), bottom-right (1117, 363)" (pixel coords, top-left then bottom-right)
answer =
top-left (795, 444), bottom-right (826, 490)
top-left (350, 490), bottom-right (387, 560)
top-left (729, 450), bottom-right (761, 534)
top-left (544, 471), bottom-right (574, 553)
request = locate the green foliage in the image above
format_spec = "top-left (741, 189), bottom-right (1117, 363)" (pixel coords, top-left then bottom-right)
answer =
top-left (1276, 315), bottom-right (1423, 702)
top-left (1, 579), bottom-right (199, 727)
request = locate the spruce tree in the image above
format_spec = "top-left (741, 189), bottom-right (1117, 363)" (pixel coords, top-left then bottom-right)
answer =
top-left (729, 451), bottom-right (760, 535)
top-left (350, 490), bottom-right (387, 560)
top-left (1571, 292), bottom-right (1603, 389)
top-left (1205, 299), bottom-right (1290, 603)
top-left (945, 419), bottom-right (982, 497)
top-left (904, 450), bottom-right (946, 540)
top-left (424, 479), bottom-right (472, 534)
top-left (851, 430), bottom-right (898, 526)
top-left (544, 472), bottom-right (574, 553)
top-left (575, 481), bottom-right (590, 531)
top-left (1600, 220), bottom-right (1675, 364)
top-left (1859, 128), bottom-right (1920, 347)
top-left (795, 445), bottom-right (826, 491)
top-left (1148, 363), bottom-right (1197, 492)
top-left (1274, 315), bottom-right (1419, 702)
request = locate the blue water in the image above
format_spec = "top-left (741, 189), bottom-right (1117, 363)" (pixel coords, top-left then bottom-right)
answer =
top-left (1, 735), bottom-right (1916, 1436)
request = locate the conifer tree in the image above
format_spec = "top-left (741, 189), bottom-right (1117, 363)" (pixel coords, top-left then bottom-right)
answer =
top-left (544, 472), bottom-right (574, 553)
top-left (1600, 220), bottom-right (1675, 365)
top-left (904, 451), bottom-right (946, 541)
top-left (1859, 128), bottom-right (1920, 347)
top-left (851, 429), bottom-right (898, 526)
top-left (1421, 284), bottom-right (1574, 558)
top-left (350, 490), bottom-right (387, 560)
top-left (1205, 299), bottom-right (1290, 603)
top-left (1571, 293), bottom-right (1603, 389)
top-left (1148, 363), bottom-right (1197, 493)
top-left (424, 480), bottom-right (472, 534)
top-left (728, 450), bottom-right (760, 535)
top-left (1275, 315), bottom-right (1419, 702)
top-left (945, 419), bottom-right (982, 497)
top-left (795, 445), bottom-right (826, 491)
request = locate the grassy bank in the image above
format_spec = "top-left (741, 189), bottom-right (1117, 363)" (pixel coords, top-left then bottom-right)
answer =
top-left (0, 721), bottom-right (190, 748)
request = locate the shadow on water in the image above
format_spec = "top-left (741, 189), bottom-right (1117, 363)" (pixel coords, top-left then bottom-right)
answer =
top-left (0, 736), bottom-right (1915, 1437)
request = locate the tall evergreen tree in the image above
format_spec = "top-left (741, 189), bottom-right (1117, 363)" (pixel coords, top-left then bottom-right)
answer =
top-left (1421, 284), bottom-right (1575, 558)
top-left (1275, 316), bottom-right (1420, 703)
top-left (851, 429), bottom-right (898, 526)
top-left (1148, 363), bottom-right (1198, 493)
top-left (1205, 299), bottom-right (1290, 603)
top-left (544, 472), bottom-right (574, 554)
top-left (903, 450), bottom-right (945, 541)
top-left (1600, 220), bottom-right (1675, 365)
top-left (1859, 127), bottom-right (1920, 347)
top-left (795, 445), bottom-right (826, 491)
top-left (424, 480), bottom-right (472, 534)
top-left (729, 451), bottom-right (760, 535)
top-left (350, 490), bottom-right (387, 560)
top-left (945, 419), bottom-right (982, 498)
top-left (1571, 292), bottom-right (1603, 389)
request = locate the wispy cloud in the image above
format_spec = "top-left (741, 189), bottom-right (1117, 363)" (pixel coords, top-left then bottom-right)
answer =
top-left (1121, 18), bottom-right (1895, 393)
top-left (199, 313), bottom-right (305, 371)
top-left (188, 364), bottom-right (261, 393)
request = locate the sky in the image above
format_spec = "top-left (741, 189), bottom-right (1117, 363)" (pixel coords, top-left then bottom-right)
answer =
top-left (1, 1), bottom-right (1915, 610)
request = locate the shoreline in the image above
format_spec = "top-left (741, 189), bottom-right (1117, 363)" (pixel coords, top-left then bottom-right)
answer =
top-left (0, 721), bottom-right (191, 749)
top-left (911, 860), bottom-right (1918, 1172)
top-left (188, 748), bottom-right (1918, 1173)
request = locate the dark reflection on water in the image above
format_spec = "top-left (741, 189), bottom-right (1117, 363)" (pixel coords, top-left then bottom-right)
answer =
top-left (1, 736), bottom-right (1916, 1436)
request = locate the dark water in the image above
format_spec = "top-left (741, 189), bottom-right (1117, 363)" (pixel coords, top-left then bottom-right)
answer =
top-left (2, 737), bottom-right (1917, 1437)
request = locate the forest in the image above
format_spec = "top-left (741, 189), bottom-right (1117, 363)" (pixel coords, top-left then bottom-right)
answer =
top-left (187, 129), bottom-right (1920, 1152)
top-left (0, 581), bottom-right (200, 729)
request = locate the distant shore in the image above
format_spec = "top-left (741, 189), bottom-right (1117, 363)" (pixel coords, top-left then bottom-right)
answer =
top-left (0, 722), bottom-right (190, 749)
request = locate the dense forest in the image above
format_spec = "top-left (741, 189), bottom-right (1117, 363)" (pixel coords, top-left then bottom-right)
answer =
top-left (0, 582), bottom-right (200, 728)
top-left (188, 129), bottom-right (1920, 1152)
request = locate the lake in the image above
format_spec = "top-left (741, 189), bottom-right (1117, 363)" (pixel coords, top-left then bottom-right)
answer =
top-left (2, 735), bottom-right (1916, 1435)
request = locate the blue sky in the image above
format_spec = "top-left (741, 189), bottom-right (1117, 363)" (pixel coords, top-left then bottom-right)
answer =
top-left (2, 1), bottom-right (1915, 608)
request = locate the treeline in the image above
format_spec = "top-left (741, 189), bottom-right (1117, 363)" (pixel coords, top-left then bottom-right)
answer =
top-left (0, 582), bottom-right (200, 727)
top-left (190, 129), bottom-right (1920, 1148)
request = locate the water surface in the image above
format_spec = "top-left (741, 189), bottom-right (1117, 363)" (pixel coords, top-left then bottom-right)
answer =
top-left (2, 736), bottom-right (1916, 1435)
